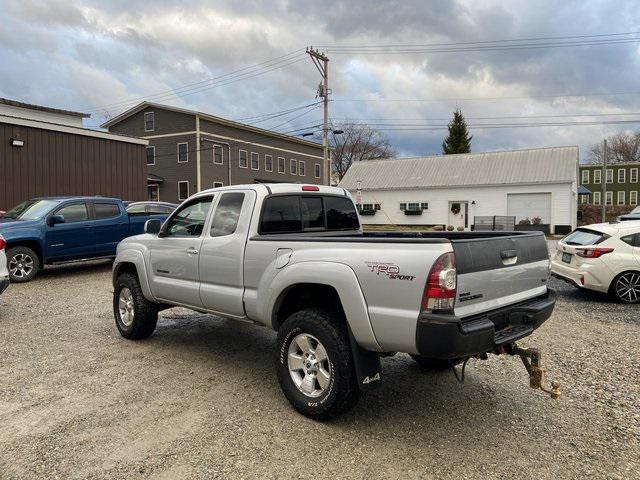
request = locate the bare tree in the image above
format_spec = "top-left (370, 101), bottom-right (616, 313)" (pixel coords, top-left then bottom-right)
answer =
top-left (588, 132), bottom-right (640, 164)
top-left (330, 123), bottom-right (395, 180)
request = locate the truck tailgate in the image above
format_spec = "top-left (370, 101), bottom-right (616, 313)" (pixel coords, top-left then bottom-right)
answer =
top-left (451, 233), bottom-right (549, 318)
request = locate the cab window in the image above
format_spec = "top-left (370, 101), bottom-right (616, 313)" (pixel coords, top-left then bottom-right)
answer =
top-left (164, 197), bottom-right (213, 237)
top-left (210, 193), bottom-right (245, 237)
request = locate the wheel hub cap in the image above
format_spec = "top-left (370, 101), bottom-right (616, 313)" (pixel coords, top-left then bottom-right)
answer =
top-left (287, 333), bottom-right (332, 398)
top-left (616, 273), bottom-right (640, 303)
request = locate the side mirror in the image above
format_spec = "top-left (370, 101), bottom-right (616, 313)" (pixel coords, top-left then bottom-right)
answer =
top-left (48, 214), bottom-right (65, 226)
top-left (144, 219), bottom-right (162, 235)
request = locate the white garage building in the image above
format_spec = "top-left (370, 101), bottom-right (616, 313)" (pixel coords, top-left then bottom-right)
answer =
top-left (339, 146), bottom-right (578, 234)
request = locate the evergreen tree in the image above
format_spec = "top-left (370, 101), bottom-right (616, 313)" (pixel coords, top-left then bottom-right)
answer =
top-left (442, 109), bottom-right (472, 154)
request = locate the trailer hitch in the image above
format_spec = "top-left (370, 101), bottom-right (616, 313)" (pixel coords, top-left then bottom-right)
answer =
top-left (501, 344), bottom-right (561, 399)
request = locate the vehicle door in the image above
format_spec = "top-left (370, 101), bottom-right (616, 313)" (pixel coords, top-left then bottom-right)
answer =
top-left (147, 195), bottom-right (214, 308)
top-left (91, 201), bottom-right (129, 256)
top-left (199, 190), bottom-right (256, 316)
top-left (621, 232), bottom-right (640, 265)
top-left (45, 202), bottom-right (94, 260)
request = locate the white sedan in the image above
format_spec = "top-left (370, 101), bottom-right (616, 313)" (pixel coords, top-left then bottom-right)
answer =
top-left (551, 221), bottom-right (640, 303)
top-left (0, 235), bottom-right (8, 296)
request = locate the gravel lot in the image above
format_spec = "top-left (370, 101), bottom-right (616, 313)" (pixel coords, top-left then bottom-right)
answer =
top-left (0, 260), bottom-right (638, 479)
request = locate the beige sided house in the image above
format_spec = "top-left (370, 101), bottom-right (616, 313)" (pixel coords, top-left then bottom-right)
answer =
top-left (102, 102), bottom-right (326, 202)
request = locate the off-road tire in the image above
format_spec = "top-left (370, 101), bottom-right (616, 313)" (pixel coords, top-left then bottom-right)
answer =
top-left (410, 355), bottom-right (463, 370)
top-left (113, 273), bottom-right (159, 339)
top-left (6, 246), bottom-right (40, 283)
top-left (276, 308), bottom-right (361, 420)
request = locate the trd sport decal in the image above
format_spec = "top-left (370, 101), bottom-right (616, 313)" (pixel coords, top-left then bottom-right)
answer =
top-left (365, 262), bottom-right (416, 281)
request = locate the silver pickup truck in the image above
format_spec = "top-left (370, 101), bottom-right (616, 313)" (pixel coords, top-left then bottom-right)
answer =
top-left (112, 184), bottom-right (556, 419)
top-left (0, 235), bottom-right (8, 296)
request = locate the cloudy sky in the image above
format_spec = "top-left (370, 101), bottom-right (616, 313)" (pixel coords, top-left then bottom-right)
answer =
top-left (2, 0), bottom-right (640, 161)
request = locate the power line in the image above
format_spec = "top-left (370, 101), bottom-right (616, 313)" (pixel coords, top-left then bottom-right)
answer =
top-left (332, 91), bottom-right (640, 103)
top-left (81, 51), bottom-right (308, 114)
top-left (332, 112), bottom-right (640, 122)
top-left (364, 119), bottom-right (640, 131)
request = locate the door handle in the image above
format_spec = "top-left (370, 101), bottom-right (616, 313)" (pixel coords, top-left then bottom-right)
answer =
top-left (186, 247), bottom-right (199, 255)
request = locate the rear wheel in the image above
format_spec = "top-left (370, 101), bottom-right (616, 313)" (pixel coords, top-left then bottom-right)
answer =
top-left (276, 308), bottom-right (360, 420)
top-left (113, 273), bottom-right (159, 339)
top-left (611, 271), bottom-right (640, 304)
top-left (7, 246), bottom-right (39, 283)
top-left (410, 355), bottom-right (463, 370)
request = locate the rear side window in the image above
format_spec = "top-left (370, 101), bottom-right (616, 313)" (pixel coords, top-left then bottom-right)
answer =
top-left (562, 228), bottom-right (608, 246)
top-left (325, 196), bottom-right (359, 230)
top-left (261, 196), bottom-right (302, 233)
top-left (621, 233), bottom-right (640, 247)
top-left (260, 195), bottom-right (359, 234)
top-left (127, 204), bottom-right (146, 214)
top-left (211, 193), bottom-right (245, 237)
top-left (148, 205), bottom-right (174, 215)
top-left (94, 203), bottom-right (120, 220)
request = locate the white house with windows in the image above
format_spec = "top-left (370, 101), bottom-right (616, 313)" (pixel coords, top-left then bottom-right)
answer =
top-left (339, 146), bottom-right (578, 235)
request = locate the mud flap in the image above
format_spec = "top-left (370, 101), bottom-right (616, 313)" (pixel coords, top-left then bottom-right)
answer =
top-left (348, 327), bottom-right (382, 391)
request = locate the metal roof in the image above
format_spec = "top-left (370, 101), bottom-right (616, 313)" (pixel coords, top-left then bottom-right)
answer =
top-left (578, 185), bottom-right (592, 195)
top-left (339, 146), bottom-right (578, 190)
top-left (0, 98), bottom-right (90, 118)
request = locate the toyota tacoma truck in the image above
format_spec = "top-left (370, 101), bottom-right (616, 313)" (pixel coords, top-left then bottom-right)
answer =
top-left (0, 196), bottom-right (170, 283)
top-left (112, 184), bottom-right (556, 419)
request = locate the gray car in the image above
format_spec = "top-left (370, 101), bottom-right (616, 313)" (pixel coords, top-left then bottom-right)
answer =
top-left (0, 235), bottom-right (8, 295)
top-left (618, 206), bottom-right (640, 221)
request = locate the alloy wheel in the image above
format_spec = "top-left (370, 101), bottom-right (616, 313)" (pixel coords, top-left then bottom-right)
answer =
top-left (118, 287), bottom-right (135, 326)
top-left (9, 253), bottom-right (34, 279)
top-left (287, 333), bottom-right (332, 398)
top-left (615, 273), bottom-right (640, 303)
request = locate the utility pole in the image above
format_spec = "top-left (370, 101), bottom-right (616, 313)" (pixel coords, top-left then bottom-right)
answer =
top-left (306, 47), bottom-right (330, 185)
top-left (602, 138), bottom-right (607, 223)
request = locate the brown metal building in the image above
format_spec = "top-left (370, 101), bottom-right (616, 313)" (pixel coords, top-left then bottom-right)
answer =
top-left (0, 99), bottom-right (148, 210)
top-left (102, 102), bottom-right (326, 202)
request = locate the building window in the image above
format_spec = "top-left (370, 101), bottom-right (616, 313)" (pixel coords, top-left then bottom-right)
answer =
top-left (213, 145), bottom-right (223, 164)
top-left (213, 181), bottom-right (224, 188)
top-left (400, 203), bottom-right (406, 211)
top-left (606, 191), bottom-right (613, 205)
top-left (593, 191), bottom-right (601, 205)
top-left (618, 191), bottom-right (626, 205)
top-left (606, 169), bottom-right (613, 184)
top-left (290, 159), bottom-right (298, 175)
top-left (239, 150), bottom-right (248, 168)
top-left (278, 157), bottom-right (285, 174)
top-left (265, 155), bottom-right (273, 172)
top-left (420, 202), bottom-right (429, 210)
top-left (177, 142), bottom-right (188, 163)
top-left (407, 202), bottom-right (420, 211)
top-left (631, 191), bottom-right (638, 205)
top-left (178, 181), bottom-right (189, 200)
top-left (251, 152), bottom-right (259, 170)
top-left (631, 168), bottom-right (638, 183)
top-left (618, 168), bottom-right (626, 183)
top-left (315, 163), bottom-right (321, 178)
top-left (593, 169), bottom-right (602, 184)
top-left (580, 194), bottom-right (589, 204)
top-left (144, 112), bottom-right (154, 132)
top-left (299, 160), bottom-right (306, 176)
top-left (146, 146), bottom-right (155, 166)
top-left (581, 170), bottom-right (589, 184)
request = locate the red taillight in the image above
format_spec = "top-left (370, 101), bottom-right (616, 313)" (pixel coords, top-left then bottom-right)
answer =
top-left (0, 236), bottom-right (5, 251)
top-left (422, 252), bottom-right (457, 312)
top-left (302, 185), bottom-right (320, 191)
top-left (575, 248), bottom-right (614, 258)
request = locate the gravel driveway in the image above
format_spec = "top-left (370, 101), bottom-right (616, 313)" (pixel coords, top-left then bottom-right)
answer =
top-left (0, 261), bottom-right (638, 479)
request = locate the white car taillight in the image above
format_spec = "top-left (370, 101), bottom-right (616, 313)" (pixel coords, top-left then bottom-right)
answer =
top-left (0, 235), bottom-right (5, 251)
top-left (422, 252), bottom-right (457, 312)
top-left (576, 247), bottom-right (614, 258)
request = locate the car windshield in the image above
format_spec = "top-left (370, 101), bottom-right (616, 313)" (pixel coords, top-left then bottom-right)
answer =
top-left (562, 228), bottom-right (608, 246)
top-left (3, 199), bottom-right (59, 220)
top-left (630, 206), bottom-right (640, 214)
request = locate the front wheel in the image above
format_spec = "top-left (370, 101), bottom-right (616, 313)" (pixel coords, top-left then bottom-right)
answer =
top-left (276, 308), bottom-right (360, 420)
top-left (610, 271), bottom-right (640, 304)
top-left (7, 246), bottom-right (40, 283)
top-left (113, 273), bottom-right (159, 339)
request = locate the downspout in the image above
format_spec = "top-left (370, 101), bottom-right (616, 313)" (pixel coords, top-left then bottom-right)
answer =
top-left (196, 114), bottom-right (201, 192)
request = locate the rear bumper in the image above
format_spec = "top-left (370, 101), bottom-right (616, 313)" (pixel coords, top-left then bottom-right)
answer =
top-left (550, 258), bottom-right (610, 293)
top-left (0, 276), bottom-right (9, 295)
top-left (416, 289), bottom-right (556, 360)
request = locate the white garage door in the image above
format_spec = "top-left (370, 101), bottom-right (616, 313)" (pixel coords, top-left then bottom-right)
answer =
top-left (507, 193), bottom-right (551, 223)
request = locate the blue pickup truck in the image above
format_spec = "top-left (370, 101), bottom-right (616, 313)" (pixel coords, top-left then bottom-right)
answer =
top-left (0, 196), bottom-right (171, 283)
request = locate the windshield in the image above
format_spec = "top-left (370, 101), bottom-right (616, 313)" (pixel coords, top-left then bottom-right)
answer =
top-left (562, 228), bottom-right (609, 246)
top-left (3, 199), bottom-right (59, 220)
top-left (630, 206), bottom-right (640, 214)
